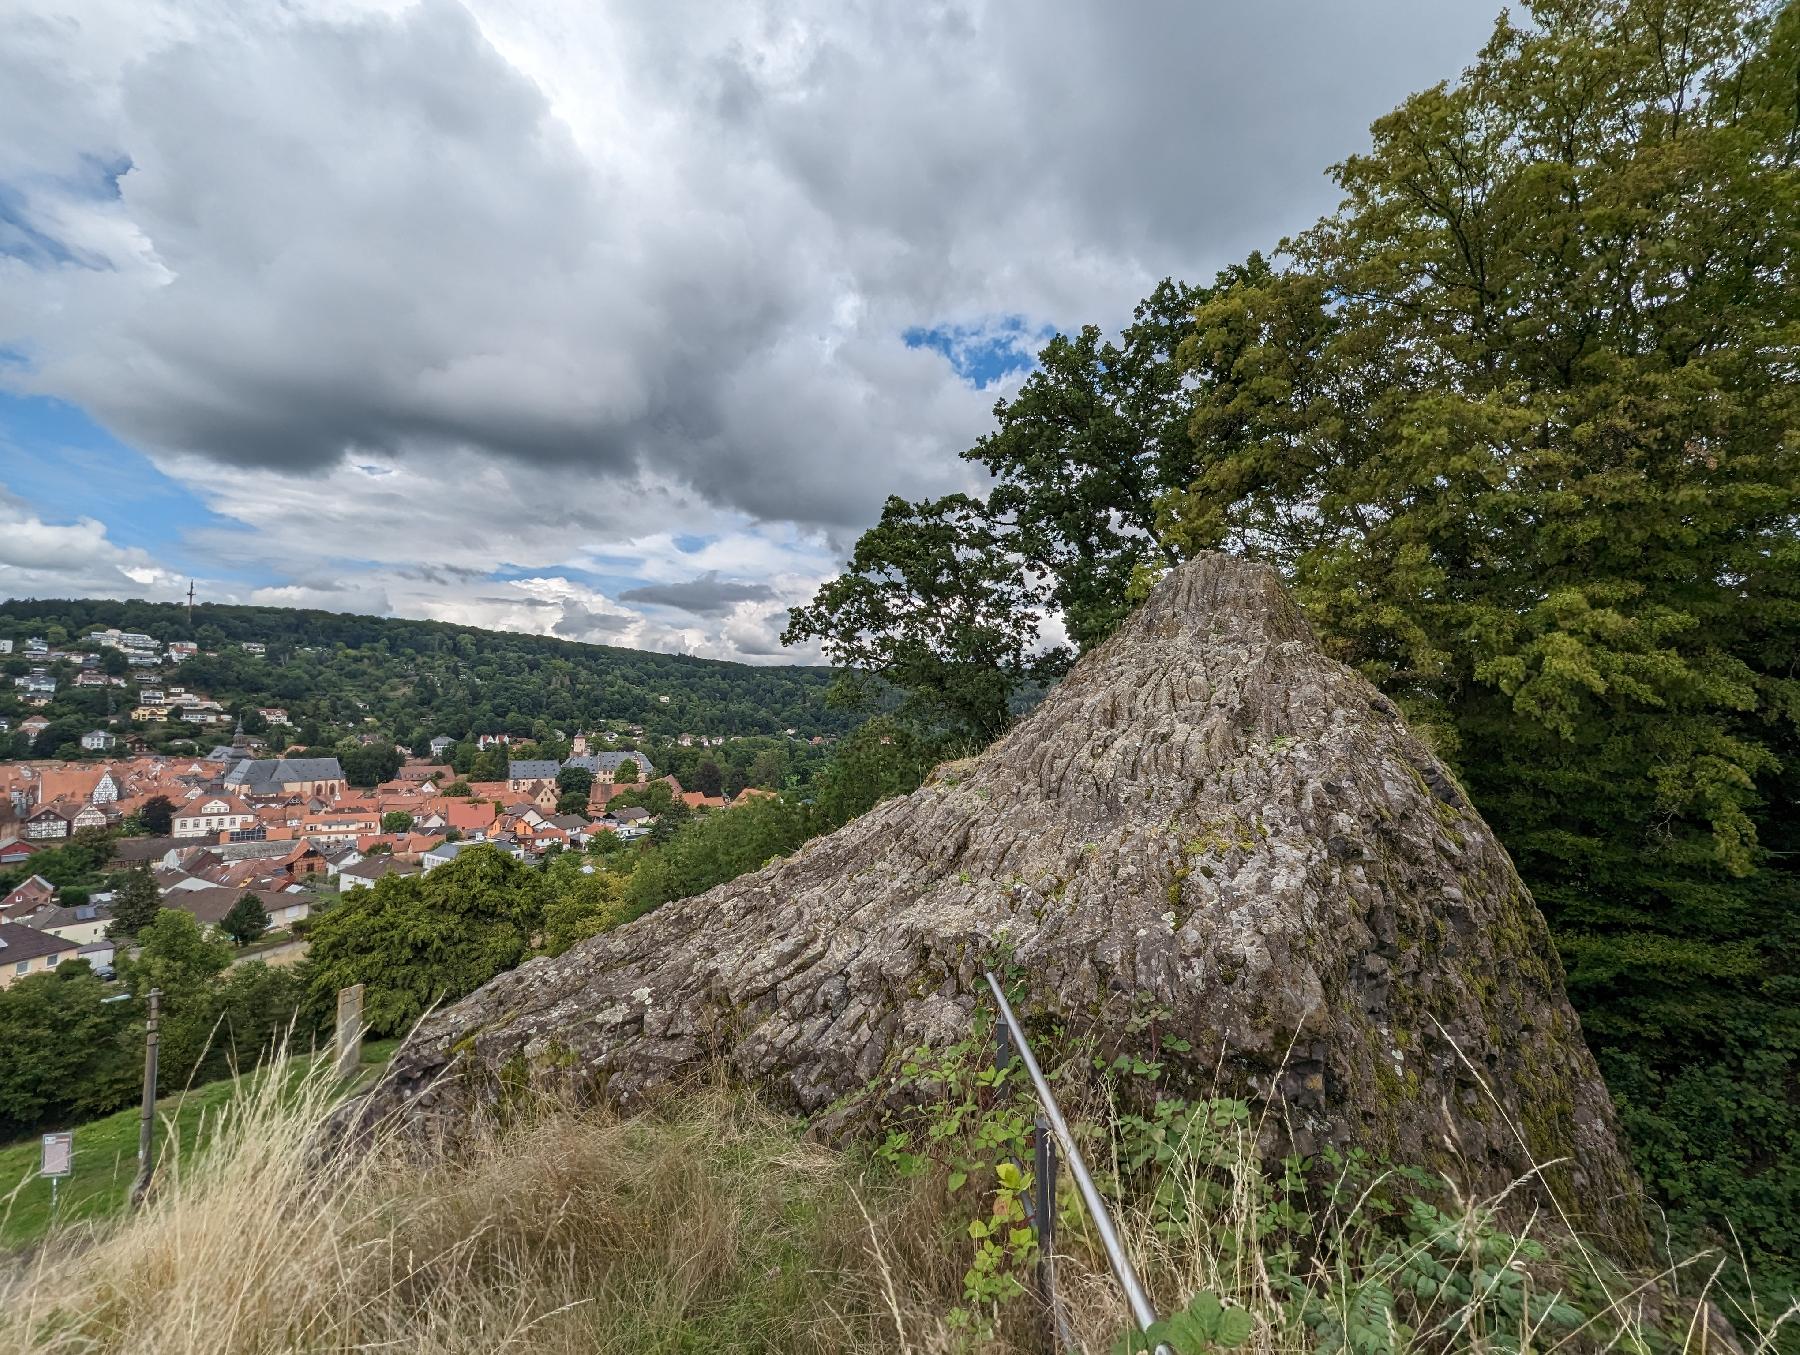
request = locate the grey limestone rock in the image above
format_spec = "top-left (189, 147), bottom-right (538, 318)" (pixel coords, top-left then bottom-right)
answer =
top-left (340, 553), bottom-right (1648, 1257)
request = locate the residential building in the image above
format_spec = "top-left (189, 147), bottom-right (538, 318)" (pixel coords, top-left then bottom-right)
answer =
top-left (170, 887), bottom-right (312, 934)
top-left (563, 750), bottom-right (656, 782)
top-left (171, 794), bottom-right (258, 839)
top-left (0, 875), bottom-right (56, 918)
top-left (18, 901), bottom-right (113, 945)
top-left (507, 759), bottom-right (561, 789)
top-left (242, 641), bottom-right (266, 655)
top-left (419, 839), bottom-right (523, 872)
top-left (299, 810), bottom-right (381, 845)
top-left (23, 805), bottom-right (71, 840)
top-left (0, 840), bottom-right (40, 868)
top-left (428, 735), bottom-right (455, 758)
top-left (337, 857), bottom-right (418, 892)
top-left (166, 641), bottom-right (197, 661)
top-left (257, 707), bottom-right (291, 725)
top-left (81, 729), bottom-right (118, 752)
top-left (0, 923), bottom-right (79, 986)
top-left (70, 803), bottom-right (116, 832)
top-left (0, 639), bottom-right (10, 654)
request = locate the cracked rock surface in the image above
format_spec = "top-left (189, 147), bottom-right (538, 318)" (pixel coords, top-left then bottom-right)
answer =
top-left (340, 553), bottom-right (1648, 1256)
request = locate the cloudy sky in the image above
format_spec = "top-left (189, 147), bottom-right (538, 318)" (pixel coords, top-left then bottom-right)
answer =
top-left (0, 0), bottom-right (1494, 663)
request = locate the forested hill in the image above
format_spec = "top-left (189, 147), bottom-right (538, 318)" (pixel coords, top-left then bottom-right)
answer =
top-left (0, 597), bottom-right (859, 742)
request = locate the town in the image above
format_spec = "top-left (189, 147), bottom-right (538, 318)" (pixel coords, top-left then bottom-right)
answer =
top-left (0, 619), bottom-right (811, 979)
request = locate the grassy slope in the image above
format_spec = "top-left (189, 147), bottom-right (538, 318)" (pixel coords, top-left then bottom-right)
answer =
top-left (0, 1038), bottom-right (398, 1248)
top-left (2, 1050), bottom-right (1788, 1355)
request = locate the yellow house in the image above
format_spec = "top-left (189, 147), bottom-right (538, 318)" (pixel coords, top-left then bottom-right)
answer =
top-left (0, 922), bottom-right (80, 988)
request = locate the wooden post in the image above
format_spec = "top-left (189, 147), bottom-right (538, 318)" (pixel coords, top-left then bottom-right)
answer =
top-left (334, 983), bottom-right (365, 1079)
top-left (129, 989), bottom-right (160, 1209)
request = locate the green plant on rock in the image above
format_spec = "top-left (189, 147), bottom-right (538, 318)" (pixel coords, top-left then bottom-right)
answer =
top-left (1116, 1290), bottom-right (1254, 1355)
top-left (877, 1021), bottom-right (1051, 1343)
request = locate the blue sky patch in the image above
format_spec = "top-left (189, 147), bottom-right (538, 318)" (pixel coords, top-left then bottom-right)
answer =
top-left (0, 391), bottom-right (264, 582)
top-left (903, 315), bottom-right (1053, 388)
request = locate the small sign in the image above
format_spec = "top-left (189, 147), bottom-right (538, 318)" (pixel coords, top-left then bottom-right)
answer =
top-left (41, 1132), bottom-right (73, 1178)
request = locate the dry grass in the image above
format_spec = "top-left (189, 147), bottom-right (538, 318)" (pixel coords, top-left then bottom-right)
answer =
top-left (0, 1056), bottom-right (967, 1354)
top-left (1, 1050), bottom-right (1792, 1355)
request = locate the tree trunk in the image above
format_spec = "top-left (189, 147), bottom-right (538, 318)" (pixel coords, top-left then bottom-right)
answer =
top-left (340, 553), bottom-right (1649, 1259)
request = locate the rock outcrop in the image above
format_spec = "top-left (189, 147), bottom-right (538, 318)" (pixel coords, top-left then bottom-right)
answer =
top-left (342, 554), bottom-right (1648, 1256)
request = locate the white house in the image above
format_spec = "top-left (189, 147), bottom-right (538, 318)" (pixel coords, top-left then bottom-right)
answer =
top-left (170, 794), bottom-right (257, 839)
top-left (81, 729), bottom-right (118, 752)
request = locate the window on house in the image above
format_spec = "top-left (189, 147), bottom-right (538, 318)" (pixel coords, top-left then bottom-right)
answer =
top-left (14, 961), bottom-right (27, 976)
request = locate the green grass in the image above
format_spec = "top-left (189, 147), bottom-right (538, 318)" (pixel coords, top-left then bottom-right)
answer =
top-left (0, 1036), bottom-right (400, 1250)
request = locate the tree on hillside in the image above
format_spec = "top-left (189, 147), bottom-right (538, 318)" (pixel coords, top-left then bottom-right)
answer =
top-left (1158, 0), bottom-right (1800, 1274)
top-left (783, 494), bottom-right (1056, 741)
top-left (106, 865), bottom-right (163, 940)
top-left (304, 846), bottom-right (548, 1035)
top-left (971, 278), bottom-right (1204, 650)
top-left (555, 765), bottom-right (594, 809)
top-left (0, 964), bottom-right (138, 1139)
top-left (340, 742), bottom-right (403, 787)
top-left (219, 892), bottom-right (271, 947)
top-left (138, 795), bottom-right (175, 837)
top-left (120, 909), bottom-right (232, 1081)
top-left (693, 759), bottom-right (723, 798)
top-left (540, 862), bottom-right (627, 957)
top-left (612, 758), bottom-right (638, 784)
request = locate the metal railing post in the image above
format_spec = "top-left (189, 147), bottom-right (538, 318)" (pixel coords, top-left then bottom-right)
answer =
top-left (1034, 1113), bottom-right (1074, 1352)
top-left (985, 972), bottom-right (1167, 1353)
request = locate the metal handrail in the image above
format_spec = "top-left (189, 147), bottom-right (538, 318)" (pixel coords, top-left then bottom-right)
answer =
top-left (985, 971), bottom-right (1168, 1352)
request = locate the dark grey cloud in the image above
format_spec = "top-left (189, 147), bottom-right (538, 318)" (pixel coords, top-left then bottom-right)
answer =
top-left (3, 0), bottom-right (1497, 537)
top-left (620, 572), bottom-right (778, 617)
top-left (552, 606), bottom-right (638, 640)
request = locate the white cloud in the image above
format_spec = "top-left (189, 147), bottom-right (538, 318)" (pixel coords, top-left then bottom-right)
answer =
top-left (0, 0), bottom-right (1497, 661)
top-left (0, 485), bottom-right (188, 599)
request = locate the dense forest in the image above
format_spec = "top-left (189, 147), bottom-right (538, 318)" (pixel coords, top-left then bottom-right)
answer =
top-left (0, 598), bottom-right (870, 757)
top-left (791, 0), bottom-right (1800, 1309)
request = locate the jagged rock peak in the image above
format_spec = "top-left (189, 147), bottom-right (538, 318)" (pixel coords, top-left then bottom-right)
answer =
top-left (342, 552), bottom-right (1648, 1256)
